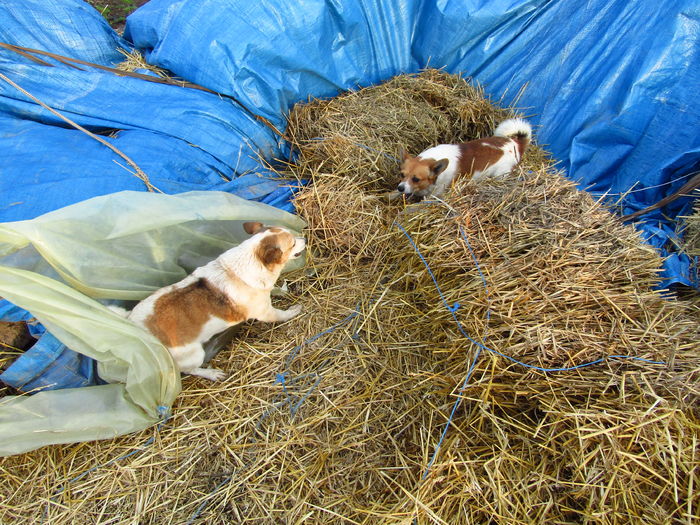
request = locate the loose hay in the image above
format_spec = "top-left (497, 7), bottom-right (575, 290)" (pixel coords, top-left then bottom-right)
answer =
top-left (683, 190), bottom-right (700, 257)
top-left (1, 71), bottom-right (698, 525)
top-left (286, 70), bottom-right (535, 192)
top-left (116, 48), bottom-right (170, 78)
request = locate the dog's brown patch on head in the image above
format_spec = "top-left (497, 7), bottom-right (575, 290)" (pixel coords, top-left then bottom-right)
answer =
top-left (255, 230), bottom-right (296, 269)
top-left (400, 155), bottom-right (443, 193)
top-left (145, 278), bottom-right (246, 348)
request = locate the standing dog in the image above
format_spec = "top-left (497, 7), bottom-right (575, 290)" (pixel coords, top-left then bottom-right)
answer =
top-left (397, 118), bottom-right (532, 198)
top-left (120, 222), bottom-right (305, 381)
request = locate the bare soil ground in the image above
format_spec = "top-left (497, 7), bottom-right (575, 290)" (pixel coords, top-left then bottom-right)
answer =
top-left (87, 0), bottom-right (148, 33)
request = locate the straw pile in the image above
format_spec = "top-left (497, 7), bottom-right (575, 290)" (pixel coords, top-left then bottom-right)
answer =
top-left (0, 322), bottom-right (29, 397)
top-left (116, 48), bottom-right (170, 77)
top-left (1, 70), bottom-right (698, 525)
top-left (684, 191), bottom-right (700, 256)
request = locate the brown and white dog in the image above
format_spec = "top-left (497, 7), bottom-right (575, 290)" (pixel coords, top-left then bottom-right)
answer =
top-left (118, 222), bottom-right (305, 381)
top-left (397, 118), bottom-right (532, 198)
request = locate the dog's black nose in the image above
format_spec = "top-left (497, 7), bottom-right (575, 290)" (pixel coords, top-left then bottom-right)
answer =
top-left (397, 182), bottom-right (405, 193)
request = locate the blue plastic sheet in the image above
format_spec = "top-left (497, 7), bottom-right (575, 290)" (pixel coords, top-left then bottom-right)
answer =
top-left (0, 0), bottom-right (296, 223)
top-left (127, 0), bottom-right (700, 287)
top-left (0, 332), bottom-right (100, 392)
top-left (0, 0), bottom-right (128, 65)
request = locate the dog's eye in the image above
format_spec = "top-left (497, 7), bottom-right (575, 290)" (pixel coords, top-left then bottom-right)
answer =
top-left (412, 176), bottom-right (420, 183)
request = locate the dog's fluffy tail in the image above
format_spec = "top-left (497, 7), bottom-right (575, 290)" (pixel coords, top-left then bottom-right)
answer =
top-left (494, 118), bottom-right (531, 157)
top-left (494, 118), bottom-right (532, 140)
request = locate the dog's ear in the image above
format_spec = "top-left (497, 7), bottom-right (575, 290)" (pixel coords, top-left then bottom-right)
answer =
top-left (258, 242), bottom-right (283, 266)
top-left (264, 245), bottom-right (283, 266)
top-left (399, 148), bottom-right (410, 162)
top-left (243, 221), bottom-right (265, 235)
top-left (432, 159), bottom-right (449, 177)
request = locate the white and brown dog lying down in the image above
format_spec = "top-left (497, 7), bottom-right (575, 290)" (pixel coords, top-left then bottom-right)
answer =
top-left (397, 118), bottom-right (532, 198)
top-left (112, 222), bottom-right (305, 381)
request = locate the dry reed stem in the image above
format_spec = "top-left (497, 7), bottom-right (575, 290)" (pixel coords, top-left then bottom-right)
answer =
top-left (0, 71), bottom-right (160, 193)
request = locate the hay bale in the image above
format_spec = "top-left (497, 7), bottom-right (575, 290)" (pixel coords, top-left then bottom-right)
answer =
top-left (292, 169), bottom-right (390, 259)
top-left (387, 173), bottom-right (688, 369)
top-left (1, 70), bottom-right (698, 525)
top-left (287, 70), bottom-right (518, 191)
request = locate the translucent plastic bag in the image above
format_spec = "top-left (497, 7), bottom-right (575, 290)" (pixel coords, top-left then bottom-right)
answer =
top-left (0, 190), bottom-right (305, 456)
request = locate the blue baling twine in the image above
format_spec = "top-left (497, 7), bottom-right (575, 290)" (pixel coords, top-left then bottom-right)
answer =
top-left (282, 302), bottom-right (362, 371)
top-left (395, 220), bottom-right (665, 373)
top-left (394, 212), bottom-right (665, 483)
top-left (188, 472), bottom-right (238, 525)
top-left (276, 301), bottom-right (364, 419)
top-left (188, 304), bottom-right (365, 523)
top-left (400, 217), bottom-right (491, 480)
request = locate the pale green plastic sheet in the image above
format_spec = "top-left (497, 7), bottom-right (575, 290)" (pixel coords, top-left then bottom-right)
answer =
top-left (0, 190), bottom-right (305, 456)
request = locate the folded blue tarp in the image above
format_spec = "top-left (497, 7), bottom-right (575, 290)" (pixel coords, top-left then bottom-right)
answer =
top-left (126, 0), bottom-right (700, 287)
top-left (1, 0), bottom-right (698, 397)
top-left (0, 0), bottom-right (296, 222)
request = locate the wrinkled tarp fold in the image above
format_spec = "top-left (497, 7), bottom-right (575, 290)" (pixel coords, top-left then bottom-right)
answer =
top-left (0, 0), bottom-right (297, 222)
top-left (0, 191), bottom-right (305, 456)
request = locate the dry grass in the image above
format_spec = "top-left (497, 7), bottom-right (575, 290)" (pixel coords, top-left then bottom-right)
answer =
top-left (116, 48), bottom-right (170, 77)
top-left (1, 70), bottom-right (698, 525)
top-left (683, 190), bottom-right (700, 256)
top-left (286, 70), bottom-right (540, 193)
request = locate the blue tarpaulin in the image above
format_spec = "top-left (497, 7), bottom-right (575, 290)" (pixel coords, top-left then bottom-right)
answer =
top-left (125, 0), bottom-right (700, 287)
top-left (0, 0), bottom-right (296, 222)
top-left (1, 0), bottom-right (698, 395)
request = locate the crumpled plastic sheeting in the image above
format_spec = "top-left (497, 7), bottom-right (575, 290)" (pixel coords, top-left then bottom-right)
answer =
top-left (0, 0), bottom-right (296, 222)
top-left (127, 0), bottom-right (700, 287)
top-left (0, 190), bottom-right (306, 456)
top-left (0, 0), bottom-right (129, 65)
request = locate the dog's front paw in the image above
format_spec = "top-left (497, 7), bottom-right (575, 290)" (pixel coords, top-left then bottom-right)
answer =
top-left (188, 367), bottom-right (228, 381)
top-left (286, 303), bottom-right (303, 319)
top-left (207, 368), bottom-right (228, 381)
